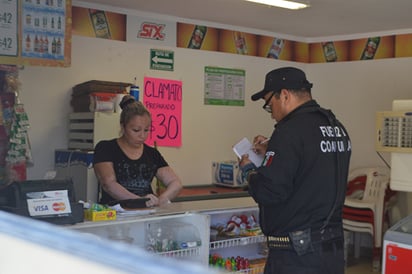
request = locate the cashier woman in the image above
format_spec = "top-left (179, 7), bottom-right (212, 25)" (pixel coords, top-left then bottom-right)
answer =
top-left (93, 95), bottom-right (182, 207)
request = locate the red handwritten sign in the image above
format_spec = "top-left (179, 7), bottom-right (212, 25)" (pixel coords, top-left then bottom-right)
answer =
top-left (143, 77), bottom-right (182, 147)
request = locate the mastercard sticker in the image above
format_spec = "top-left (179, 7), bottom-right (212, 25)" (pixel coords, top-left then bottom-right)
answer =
top-left (27, 190), bottom-right (72, 216)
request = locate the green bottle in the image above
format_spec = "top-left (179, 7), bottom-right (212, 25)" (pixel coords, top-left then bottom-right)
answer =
top-left (361, 37), bottom-right (380, 60)
top-left (187, 25), bottom-right (207, 49)
top-left (321, 41), bottom-right (337, 62)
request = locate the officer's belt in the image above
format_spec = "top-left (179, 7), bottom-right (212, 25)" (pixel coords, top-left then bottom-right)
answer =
top-left (266, 225), bottom-right (342, 249)
top-left (267, 235), bottom-right (293, 249)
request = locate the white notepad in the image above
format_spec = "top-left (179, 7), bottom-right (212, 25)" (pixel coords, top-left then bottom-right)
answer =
top-left (233, 137), bottom-right (264, 167)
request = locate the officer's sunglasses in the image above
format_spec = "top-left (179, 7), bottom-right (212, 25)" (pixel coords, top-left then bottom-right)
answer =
top-left (263, 92), bottom-right (275, 113)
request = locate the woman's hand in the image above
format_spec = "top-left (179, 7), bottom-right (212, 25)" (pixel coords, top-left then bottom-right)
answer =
top-left (155, 166), bottom-right (183, 205)
top-left (144, 194), bottom-right (159, 207)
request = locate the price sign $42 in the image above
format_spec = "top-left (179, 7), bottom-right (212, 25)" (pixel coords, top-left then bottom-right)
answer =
top-left (0, 37), bottom-right (13, 50)
top-left (0, 12), bottom-right (13, 24)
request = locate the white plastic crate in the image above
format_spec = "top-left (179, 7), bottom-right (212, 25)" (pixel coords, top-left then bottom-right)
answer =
top-left (68, 112), bottom-right (120, 150)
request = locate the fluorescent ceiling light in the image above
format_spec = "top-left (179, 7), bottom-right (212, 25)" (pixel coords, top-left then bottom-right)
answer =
top-left (246, 0), bottom-right (310, 10)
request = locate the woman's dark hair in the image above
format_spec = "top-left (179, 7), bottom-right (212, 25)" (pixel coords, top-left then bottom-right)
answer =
top-left (119, 95), bottom-right (151, 126)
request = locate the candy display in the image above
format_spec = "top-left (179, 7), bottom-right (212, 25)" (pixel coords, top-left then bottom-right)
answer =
top-left (209, 254), bottom-right (250, 271)
top-left (211, 213), bottom-right (261, 239)
top-left (0, 66), bottom-right (32, 184)
top-left (84, 203), bottom-right (116, 221)
top-left (209, 254), bottom-right (266, 273)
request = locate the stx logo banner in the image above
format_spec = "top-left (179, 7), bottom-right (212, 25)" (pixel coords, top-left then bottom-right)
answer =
top-left (138, 22), bottom-right (166, 40)
top-left (127, 16), bottom-right (176, 46)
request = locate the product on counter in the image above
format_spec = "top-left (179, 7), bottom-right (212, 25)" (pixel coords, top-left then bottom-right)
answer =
top-left (211, 213), bottom-right (261, 239)
top-left (84, 203), bottom-right (116, 221)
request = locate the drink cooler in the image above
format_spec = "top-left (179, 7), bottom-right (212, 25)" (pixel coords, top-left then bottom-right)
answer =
top-left (382, 214), bottom-right (412, 273)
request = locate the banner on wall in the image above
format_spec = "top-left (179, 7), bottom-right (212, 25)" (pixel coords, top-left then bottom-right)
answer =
top-left (143, 77), bottom-right (182, 147)
top-left (176, 22), bottom-right (412, 63)
top-left (72, 6), bottom-right (126, 41)
top-left (127, 16), bottom-right (176, 46)
top-left (176, 22), bottom-right (300, 60)
top-left (69, 7), bottom-right (412, 64)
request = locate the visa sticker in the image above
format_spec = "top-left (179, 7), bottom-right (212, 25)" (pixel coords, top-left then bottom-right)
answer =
top-left (27, 190), bottom-right (72, 216)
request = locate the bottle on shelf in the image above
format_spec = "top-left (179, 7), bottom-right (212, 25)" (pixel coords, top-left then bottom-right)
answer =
top-left (130, 77), bottom-right (140, 101)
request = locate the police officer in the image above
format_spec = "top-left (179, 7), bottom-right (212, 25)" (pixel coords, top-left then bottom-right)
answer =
top-left (239, 67), bottom-right (351, 274)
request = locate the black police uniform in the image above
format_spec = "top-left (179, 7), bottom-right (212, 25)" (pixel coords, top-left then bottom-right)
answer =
top-left (248, 99), bottom-right (351, 274)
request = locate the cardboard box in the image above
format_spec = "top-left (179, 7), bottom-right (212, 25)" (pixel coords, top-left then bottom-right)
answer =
top-left (70, 80), bottom-right (131, 112)
top-left (84, 209), bottom-right (116, 221)
top-left (212, 161), bottom-right (247, 188)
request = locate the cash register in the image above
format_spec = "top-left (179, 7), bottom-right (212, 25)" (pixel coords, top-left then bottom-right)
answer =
top-left (0, 179), bottom-right (83, 225)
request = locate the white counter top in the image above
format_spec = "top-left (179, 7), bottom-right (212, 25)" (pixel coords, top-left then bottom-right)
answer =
top-left (157, 196), bottom-right (258, 215)
top-left (70, 197), bottom-right (258, 228)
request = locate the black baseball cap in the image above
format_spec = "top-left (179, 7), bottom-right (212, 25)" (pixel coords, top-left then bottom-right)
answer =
top-left (251, 67), bottom-right (313, 101)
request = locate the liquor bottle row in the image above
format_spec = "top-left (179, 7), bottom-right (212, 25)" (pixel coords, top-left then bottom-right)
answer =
top-left (24, 34), bottom-right (63, 55)
top-left (25, 0), bottom-right (65, 9)
top-left (25, 14), bottom-right (64, 33)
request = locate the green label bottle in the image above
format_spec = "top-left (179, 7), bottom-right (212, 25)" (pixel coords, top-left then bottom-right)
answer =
top-left (322, 41), bottom-right (338, 62)
top-left (187, 25), bottom-right (207, 49)
top-left (89, 9), bottom-right (112, 39)
top-left (361, 37), bottom-right (380, 60)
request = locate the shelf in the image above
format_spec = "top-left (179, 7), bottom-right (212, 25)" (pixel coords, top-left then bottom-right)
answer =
top-left (234, 266), bottom-right (264, 274)
top-left (157, 247), bottom-right (201, 258)
top-left (210, 266), bottom-right (264, 274)
top-left (210, 235), bottom-right (265, 250)
top-left (68, 112), bottom-right (120, 150)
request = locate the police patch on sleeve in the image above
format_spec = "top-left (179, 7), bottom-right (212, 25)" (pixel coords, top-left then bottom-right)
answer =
top-left (262, 151), bottom-right (275, 167)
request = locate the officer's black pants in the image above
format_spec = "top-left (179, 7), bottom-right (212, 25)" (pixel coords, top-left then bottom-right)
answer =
top-left (263, 238), bottom-right (344, 274)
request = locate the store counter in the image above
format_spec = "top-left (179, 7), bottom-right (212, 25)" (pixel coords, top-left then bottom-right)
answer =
top-left (68, 196), bottom-right (260, 268)
top-left (70, 197), bottom-right (257, 230)
top-left (158, 196), bottom-right (257, 215)
top-left (69, 197), bottom-right (259, 236)
top-left (172, 184), bottom-right (250, 202)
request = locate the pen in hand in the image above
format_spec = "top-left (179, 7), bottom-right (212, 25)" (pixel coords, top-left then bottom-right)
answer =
top-left (260, 138), bottom-right (270, 144)
top-left (254, 138), bottom-right (270, 145)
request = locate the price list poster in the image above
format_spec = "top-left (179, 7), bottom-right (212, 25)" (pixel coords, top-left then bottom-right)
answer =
top-left (0, 0), bottom-right (71, 67)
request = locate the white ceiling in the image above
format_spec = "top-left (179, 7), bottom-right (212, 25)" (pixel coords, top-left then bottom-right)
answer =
top-left (81, 0), bottom-right (412, 40)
